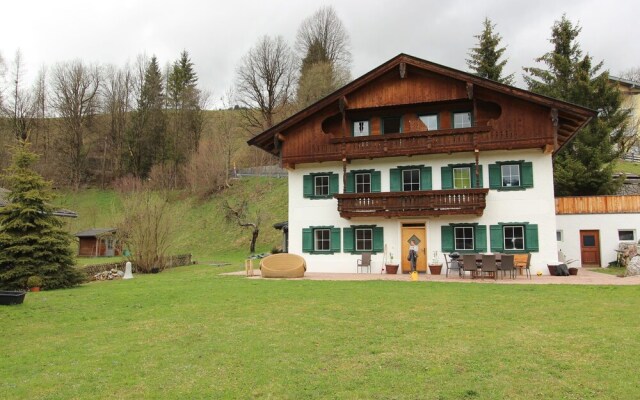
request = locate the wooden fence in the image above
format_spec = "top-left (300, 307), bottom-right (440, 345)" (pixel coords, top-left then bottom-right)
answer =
top-left (556, 195), bottom-right (640, 214)
top-left (80, 253), bottom-right (193, 278)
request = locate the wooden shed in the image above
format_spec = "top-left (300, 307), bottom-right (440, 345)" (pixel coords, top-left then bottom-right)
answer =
top-left (75, 228), bottom-right (121, 257)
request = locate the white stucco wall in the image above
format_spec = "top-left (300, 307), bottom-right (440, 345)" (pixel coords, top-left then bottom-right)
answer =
top-left (288, 149), bottom-right (558, 275)
top-left (556, 214), bottom-right (640, 267)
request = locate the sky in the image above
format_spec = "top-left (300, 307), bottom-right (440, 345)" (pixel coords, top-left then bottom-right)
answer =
top-left (1, 0), bottom-right (639, 108)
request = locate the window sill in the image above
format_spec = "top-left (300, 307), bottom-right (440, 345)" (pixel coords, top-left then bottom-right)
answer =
top-left (307, 251), bottom-right (337, 255)
top-left (304, 195), bottom-right (335, 200)
top-left (494, 186), bottom-right (527, 191)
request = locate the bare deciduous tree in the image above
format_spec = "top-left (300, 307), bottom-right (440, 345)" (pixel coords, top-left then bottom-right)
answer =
top-left (235, 35), bottom-right (296, 130)
top-left (223, 199), bottom-right (262, 253)
top-left (0, 50), bottom-right (36, 141)
top-left (295, 6), bottom-right (351, 73)
top-left (50, 60), bottom-right (100, 189)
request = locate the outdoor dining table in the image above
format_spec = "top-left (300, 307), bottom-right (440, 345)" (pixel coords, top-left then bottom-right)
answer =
top-left (459, 254), bottom-right (502, 278)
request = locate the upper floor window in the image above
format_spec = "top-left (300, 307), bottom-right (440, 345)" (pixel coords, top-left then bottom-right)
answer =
top-left (402, 169), bottom-right (421, 191)
top-left (390, 166), bottom-right (432, 192)
top-left (303, 172), bottom-right (339, 199)
top-left (488, 161), bottom-right (533, 191)
top-left (353, 120), bottom-right (370, 137)
top-left (314, 175), bottom-right (329, 196)
top-left (501, 164), bottom-right (520, 187)
top-left (355, 173), bottom-right (371, 193)
top-left (419, 114), bottom-right (439, 130)
top-left (382, 116), bottom-right (402, 134)
top-left (345, 170), bottom-right (381, 193)
top-left (453, 167), bottom-right (471, 189)
top-left (453, 111), bottom-right (472, 128)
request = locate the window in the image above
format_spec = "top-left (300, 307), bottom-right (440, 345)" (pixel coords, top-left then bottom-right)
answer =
top-left (419, 114), bottom-right (438, 130)
top-left (501, 164), bottom-right (520, 187)
top-left (302, 227), bottom-right (340, 254)
top-left (455, 227), bottom-right (474, 250)
top-left (345, 170), bottom-right (381, 193)
top-left (314, 229), bottom-right (331, 252)
top-left (402, 169), bottom-right (421, 191)
top-left (618, 230), bottom-right (636, 241)
top-left (382, 116), bottom-right (402, 134)
top-left (353, 120), bottom-right (369, 137)
top-left (303, 172), bottom-right (339, 199)
top-left (503, 226), bottom-right (525, 250)
top-left (490, 223), bottom-right (538, 253)
top-left (453, 111), bottom-right (472, 128)
top-left (355, 173), bottom-right (371, 193)
top-left (556, 230), bottom-right (563, 242)
top-left (453, 167), bottom-right (471, 189)
top-left (314, 175), bottom-right (329, 196)
top-left (343, 225), bottom-right (384, 254)
top-left (488, 161), bottom-right (533, 190)
top-left (355, 228), bottom-right (373, 252)
top-left (441, 224), bottom-right (487, 253)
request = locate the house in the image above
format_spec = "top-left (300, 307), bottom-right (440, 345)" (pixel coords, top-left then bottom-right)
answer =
top-left (249, 54), bottom-right (594, 274)
top-left (556, 195), bottom-right (640, 267)
top-left (75, 228), bottom-right (121, 257)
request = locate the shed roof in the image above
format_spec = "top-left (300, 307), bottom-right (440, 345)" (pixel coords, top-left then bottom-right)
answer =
top-left (75, 228), bottom-right (117, 238)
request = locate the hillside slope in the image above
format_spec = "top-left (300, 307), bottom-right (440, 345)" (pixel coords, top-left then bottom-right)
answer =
top-left (54, 177), bottom-right (288, 261)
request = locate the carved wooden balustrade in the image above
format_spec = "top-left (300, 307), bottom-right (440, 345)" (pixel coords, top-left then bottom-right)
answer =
top-left (335, 188), bottom-right (489, 218)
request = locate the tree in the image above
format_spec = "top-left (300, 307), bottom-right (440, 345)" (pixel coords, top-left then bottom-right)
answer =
top-left (50, 60), bottom-right (101, 189)
top-left (223, 199), bottom-right (262, 254)
top-left (125, 56), bottom-right (166, 178)
top-left (0, 142), bottom-right (83, 290)
top-left (0, 50), bottom-right (37, 141)
top-left (235, 35), bottom-right (296, 130)
top-left (524, 15), bottom-right (628, 196)
top-left (466, 18), bottom-right (514, 85)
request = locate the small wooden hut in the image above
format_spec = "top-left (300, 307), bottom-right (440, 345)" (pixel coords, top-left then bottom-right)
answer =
top-left (75, 228), bottom-right (121, 257)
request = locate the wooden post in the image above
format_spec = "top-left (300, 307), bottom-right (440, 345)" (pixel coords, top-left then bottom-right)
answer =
top-left (245, 259), bottom-right (254, 277)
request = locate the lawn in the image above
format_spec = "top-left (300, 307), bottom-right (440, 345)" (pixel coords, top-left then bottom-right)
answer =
top-left (2, 266), bottom-right (640, 399)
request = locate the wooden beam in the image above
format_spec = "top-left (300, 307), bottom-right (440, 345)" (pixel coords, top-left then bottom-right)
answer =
top-left (399, 62), bottom-right (407, 79)
top-left (339, 96), bottom-right (348, 113)
top-left (550, 108), bottom-right (559, 150)
top-left (466, 82), bottom-right (474, 99)
top-left (543, 144), bottom-right (555, 154)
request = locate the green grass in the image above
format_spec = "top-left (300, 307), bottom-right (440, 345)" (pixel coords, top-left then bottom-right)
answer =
top-left (588, 266), bottom-right (626, 276)
top-left (614, 160), bottom-right (640, 175)
top-left (2, 267), bottom-right (640, 399)
top-left (53, 177), bottom-right (288, 263)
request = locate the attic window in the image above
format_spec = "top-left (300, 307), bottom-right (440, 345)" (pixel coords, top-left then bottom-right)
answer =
top-left (353, 120), bottom-right (370, 137)
top-left (382, 116), bottom-right (402, 134)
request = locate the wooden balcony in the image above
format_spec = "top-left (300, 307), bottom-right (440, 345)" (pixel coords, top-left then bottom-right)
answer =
top-left (335, 188), bottom-right (490, 218)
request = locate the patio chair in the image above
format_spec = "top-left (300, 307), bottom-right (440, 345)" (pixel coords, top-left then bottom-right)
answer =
top-left (444, 253), bottom-right (462, 278)
top-left (462, 254), bottom-right (478, 278)
top-left (481, 254), bottom-right (497, 280)
top-left (357, 253), bottom-right (372, 273)
top-left (514, 253), bottom-right (532, 279)
top-left (499, 254), bottom-right (515, 279)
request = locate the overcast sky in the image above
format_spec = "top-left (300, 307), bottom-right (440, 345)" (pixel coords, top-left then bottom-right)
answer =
top-left (1, 0), bottom-right (638, 108)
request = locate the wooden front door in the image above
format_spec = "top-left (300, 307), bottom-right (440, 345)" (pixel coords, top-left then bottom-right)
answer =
top-left (401, 224), bottom-right (427, 273)
top-left (580, 230), bottom-right (601, 266)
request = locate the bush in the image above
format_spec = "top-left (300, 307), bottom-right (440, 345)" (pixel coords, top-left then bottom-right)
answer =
top-left (26, 275), bottom-right (43, 288)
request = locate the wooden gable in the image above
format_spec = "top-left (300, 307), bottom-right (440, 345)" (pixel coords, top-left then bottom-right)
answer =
top-left (248, 54), bottom-right (595, 167)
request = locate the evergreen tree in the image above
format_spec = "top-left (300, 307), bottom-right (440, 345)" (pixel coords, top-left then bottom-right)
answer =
top-left (524, 15), bottom-right (628, 196)
top-left (0, 143), bottom-right (83, 290)
top-left (466, 18), bottom-right (515, 85)
top-left (296, 39), bottom-right (343, 108)
top-left (125, 56), bottom-right (166, 178)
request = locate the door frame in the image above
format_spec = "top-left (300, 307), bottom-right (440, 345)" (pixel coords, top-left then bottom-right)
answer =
top-left (401, 223), bottom-right (427, 273)
top-left (579, 229), bottom-right (601, 267)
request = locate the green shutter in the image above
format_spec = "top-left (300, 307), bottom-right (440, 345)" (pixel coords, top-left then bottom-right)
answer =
top-left (371, 171), bottom-right (381, 193)
top-left (329, 173), bottom-right (339, 195)
top-left (331, 228), bottom-right (341, 252)
top-left (390, 168), bottom-right (401, 192)
top-left (489, 164), bottom-right (501, 189)
top-left (303, 175), bottom-right (313, 198)
top-left (525, 224), bottom-right (539, 252)
top-left (521, 162), bottom-right (534, 188)
top-left (345, 172), bottom-right (355, 193)
top-left (490, 225), bottom-right (503, 252)
top-left (441, 225), bottom-right (454, 252)
top-left (475, 225), bottom-right (487, 252)
top-left (302, 228), bottom-right (313, 253)
top-left (472, 165), bottom-right (484, 188)
top-left (373, 227), bottom-right (384, 253)
top-left (420, 166), bottom-right (432, 190)
top-left (441, 166), bottom-right (453, 189)
top-left (343, 227), bottom-right (354, 253)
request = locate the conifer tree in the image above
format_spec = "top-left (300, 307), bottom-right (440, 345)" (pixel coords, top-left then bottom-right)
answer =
top-left (466, 18), bottom-right (514, 85)
top-left (524, 15), bottom-right (628, 196)
top-left (0, 143), bottom-right (83, 290)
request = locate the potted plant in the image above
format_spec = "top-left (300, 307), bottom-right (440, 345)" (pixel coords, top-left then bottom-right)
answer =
top-left (385, 253), bottom-right (399, 274)
top-left (27, 275), bottom-right (43, 292)
top-left (428, 251), bottom-right (443, 275)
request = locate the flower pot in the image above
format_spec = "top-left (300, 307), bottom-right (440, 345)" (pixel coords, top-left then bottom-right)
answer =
top-left (569, 267), bottom-right (578, 275)
top-left (30, 287), bottom-right (41, 292)
top-left (385, 264), bottom-right (399, 274)
top-left (0, 291), bottom-right (26, 305)
top-left (547, 264), bottom-right (558, 276)
top-left (429, 264), bottom-right (442, 275)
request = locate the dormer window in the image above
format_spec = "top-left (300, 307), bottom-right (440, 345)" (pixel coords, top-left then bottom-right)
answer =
top-left (353, 120), bottom-right (370, 137)
top-left (453, 111), bottom-right (472, 128)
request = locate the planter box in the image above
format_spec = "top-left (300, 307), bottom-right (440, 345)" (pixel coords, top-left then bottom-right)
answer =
top-left (385, 264), bottom-right (399, 274)
top-left (0, 291), bottom-right (26, 305)
top-left (569, 267), bottom-right (578, 275)
top-left (429, 264), bottom-right (443, 275)
top-left (547, 264), bottom-right (558, 276)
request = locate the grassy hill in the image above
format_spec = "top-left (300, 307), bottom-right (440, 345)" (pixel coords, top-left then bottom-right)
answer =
top-left (54, 177), bottom-right (288, 263)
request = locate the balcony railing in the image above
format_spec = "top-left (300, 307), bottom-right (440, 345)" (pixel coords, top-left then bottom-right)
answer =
top-left (335, 188), bottom-right (489, 218)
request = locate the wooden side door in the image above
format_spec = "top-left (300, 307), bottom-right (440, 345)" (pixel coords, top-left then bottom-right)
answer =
top-left (401, 224), bottom-right (427, 273)
top-left (580, 230), bottom-right (601, 266)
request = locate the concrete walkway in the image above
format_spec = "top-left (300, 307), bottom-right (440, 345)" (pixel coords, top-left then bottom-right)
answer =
top-left (230, 267), bottom-right (640, 285)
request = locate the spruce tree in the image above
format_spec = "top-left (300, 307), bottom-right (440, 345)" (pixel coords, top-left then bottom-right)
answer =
top-left (524, 15), bottom-right (628, 196)
top-left (0, 143), bottom-right (83, 290)
top-left (466, 18), bottom-right (515, 85)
